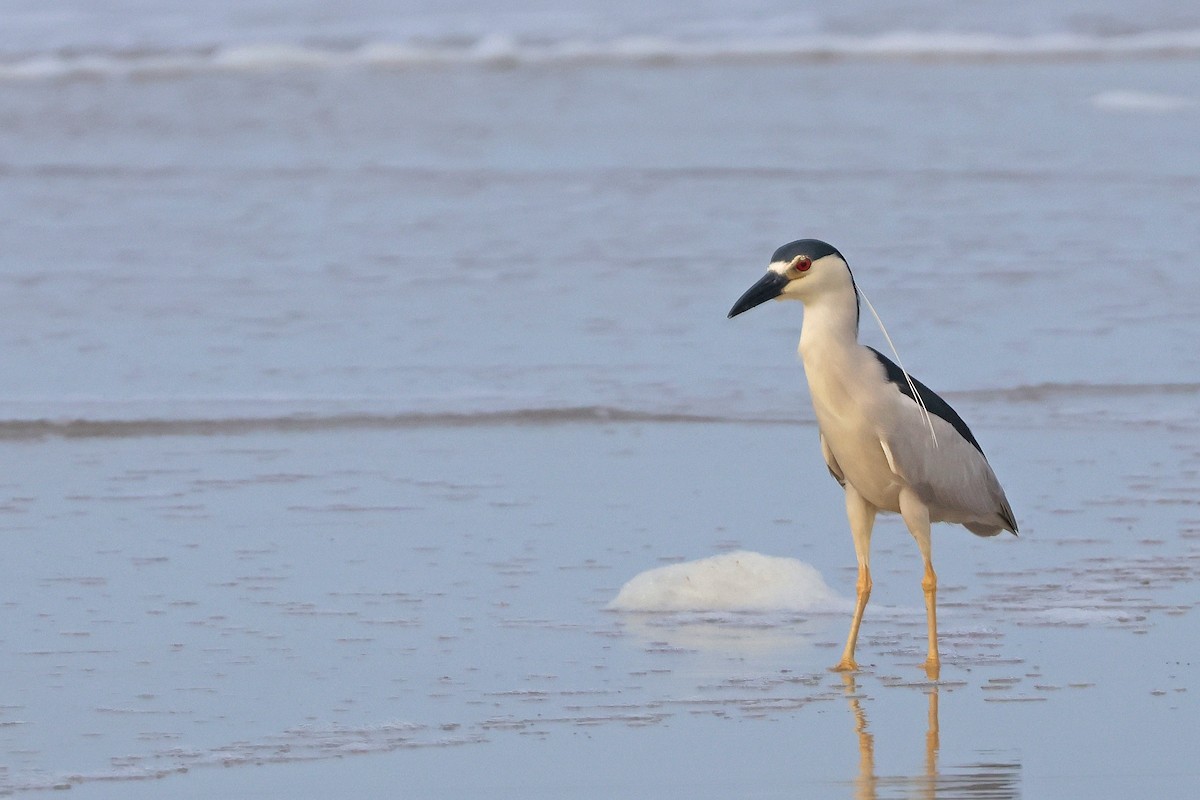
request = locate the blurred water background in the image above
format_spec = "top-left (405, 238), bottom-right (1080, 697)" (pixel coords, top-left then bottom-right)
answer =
top-left (1, 1), bottom-right (1198, 796)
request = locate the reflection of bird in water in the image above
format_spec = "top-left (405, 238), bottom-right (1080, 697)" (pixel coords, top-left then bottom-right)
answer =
top-left (843, 674), bottom-right (879, 800)
top-left (839, 674), bottom-right (1021, 799)
top-left (729, 240), bottom-right (1018, 679)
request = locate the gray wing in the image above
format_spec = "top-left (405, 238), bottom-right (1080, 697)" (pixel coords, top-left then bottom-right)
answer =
top-left (881, 414), bottom-right (1015, 535)
top-left (867, 350), bottom-right (1017, 535)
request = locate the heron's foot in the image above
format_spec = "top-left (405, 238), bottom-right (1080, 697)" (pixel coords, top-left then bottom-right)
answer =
top-left (921, 657), bottom-right (941, 681)
top-left (830, 658), bottom-right (860, 673)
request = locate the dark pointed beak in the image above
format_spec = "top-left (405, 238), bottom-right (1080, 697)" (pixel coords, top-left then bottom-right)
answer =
top-left (728, 272), bottom-right (788, 318)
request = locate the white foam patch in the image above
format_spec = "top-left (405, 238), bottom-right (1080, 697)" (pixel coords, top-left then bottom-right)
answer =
top-left (1091, 90), bottom-right (1194, 113)
top-left (608, 551), bottom-right (845, 613)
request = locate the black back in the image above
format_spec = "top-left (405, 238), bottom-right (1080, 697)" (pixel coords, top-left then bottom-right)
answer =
top-left (867, 347), bottom-right (984, 455)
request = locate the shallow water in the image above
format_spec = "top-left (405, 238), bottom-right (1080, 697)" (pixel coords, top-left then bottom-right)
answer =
top-left (2, 419), bottom-right (1197, 796)
top-left (3, 2), bottom-right (1200, 796)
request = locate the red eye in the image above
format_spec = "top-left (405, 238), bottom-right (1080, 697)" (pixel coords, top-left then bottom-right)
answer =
top-left (795, 255), bottom-right (812, 271)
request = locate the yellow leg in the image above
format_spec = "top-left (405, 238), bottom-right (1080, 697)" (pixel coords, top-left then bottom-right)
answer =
top-left (922, 559), bottom-right (940, 680)
top-left (900, 489), bottom-right (940, 680)
top-left (832, 486), bottom-right (876, 672)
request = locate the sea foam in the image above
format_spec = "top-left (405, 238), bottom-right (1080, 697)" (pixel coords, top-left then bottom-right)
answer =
top-left (1091, 90), bottom-right (1194, 113)
top-left (609, 550), bottom-right (845, 613)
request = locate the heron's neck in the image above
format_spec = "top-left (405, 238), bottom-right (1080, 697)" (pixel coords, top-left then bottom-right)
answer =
top-left (798, 290), bottom-right (860, 362)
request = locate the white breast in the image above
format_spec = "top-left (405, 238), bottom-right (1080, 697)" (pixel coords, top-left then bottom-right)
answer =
top-left (800, 340), bottom-right (905, 513)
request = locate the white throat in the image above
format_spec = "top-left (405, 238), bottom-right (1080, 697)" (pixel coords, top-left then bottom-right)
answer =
top-left (797, 284), bottom-right (860, 357)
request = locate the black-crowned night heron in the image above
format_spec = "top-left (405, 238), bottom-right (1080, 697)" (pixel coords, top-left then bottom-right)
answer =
top-left (728, 239), bottom-right (1017, 679)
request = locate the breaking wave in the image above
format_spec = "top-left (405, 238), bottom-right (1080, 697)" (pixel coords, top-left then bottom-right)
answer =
top-left (4, 28), bottom-right (1200, 81)
top-left (0, 406), bottom-right (770, 440)
top-left (0, 381), bottom-right (1192, 439)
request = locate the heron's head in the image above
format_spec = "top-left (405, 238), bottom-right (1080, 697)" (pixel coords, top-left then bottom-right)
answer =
top-left (727, 239), bottom-right (857, 319)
